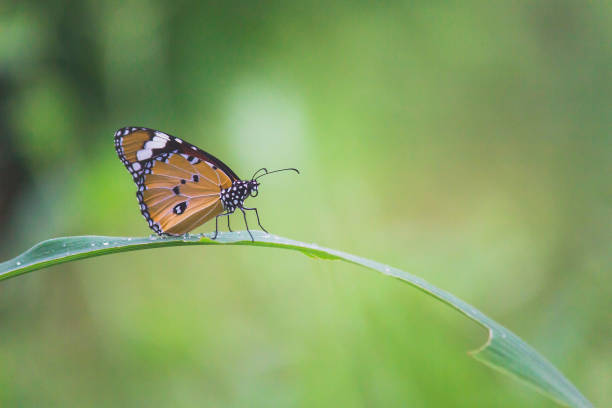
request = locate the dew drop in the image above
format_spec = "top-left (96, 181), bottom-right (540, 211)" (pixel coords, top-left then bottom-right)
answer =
top-left (384, 267), bottom-right (390, 273)
top-left (103, 242), bottom-right (109, 246)
top-left (127, 238), bottom-right (132, 241)
top-left (91, 243), bottom-right (96, 247)
top-left (16, 261), bottom-right (21, 266)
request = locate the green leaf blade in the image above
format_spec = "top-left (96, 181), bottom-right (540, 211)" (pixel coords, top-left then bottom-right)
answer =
top-left (0, 231), bottom-right (592, 408)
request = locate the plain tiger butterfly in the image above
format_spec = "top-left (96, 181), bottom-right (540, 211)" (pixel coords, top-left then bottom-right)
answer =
top-left (114, 127), bottom-right (298, 241)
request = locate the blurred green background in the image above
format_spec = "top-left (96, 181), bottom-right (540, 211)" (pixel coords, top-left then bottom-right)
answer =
top-left (0, 1), bottom-right (610, 406)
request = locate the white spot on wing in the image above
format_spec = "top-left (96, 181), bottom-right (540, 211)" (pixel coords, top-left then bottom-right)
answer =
top-left (154, 131), bottom-right (169, 140)
top-left (175, 138), bottom-right (183, 143)
top-left (137, 149), bottom-right (153, 160)
top-left (145, 139), bottom-right (167, 150)
top-left (132, 162), bottom-right (141, 171)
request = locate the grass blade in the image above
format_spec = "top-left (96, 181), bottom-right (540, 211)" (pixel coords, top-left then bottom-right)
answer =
top-left (0, 231), bottom-right (592, 408)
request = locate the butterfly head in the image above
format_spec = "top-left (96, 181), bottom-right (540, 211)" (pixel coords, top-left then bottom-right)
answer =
top-left (248, 180), bottom-right (260, 197)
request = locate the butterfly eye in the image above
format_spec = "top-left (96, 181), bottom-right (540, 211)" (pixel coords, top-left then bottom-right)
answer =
top-left (250, 189), bottom-right (259, 198)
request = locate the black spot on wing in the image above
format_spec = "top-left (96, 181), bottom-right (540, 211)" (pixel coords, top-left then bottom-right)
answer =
top-left (173, 201), bottom-right (187, 215)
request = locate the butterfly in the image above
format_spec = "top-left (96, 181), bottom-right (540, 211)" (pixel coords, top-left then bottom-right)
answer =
top-left (114, 127), bottom-right (298, 241)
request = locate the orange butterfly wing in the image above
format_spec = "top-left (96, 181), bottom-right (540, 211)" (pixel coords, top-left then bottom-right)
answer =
top-left (115, 127), bottom-right (235, 235)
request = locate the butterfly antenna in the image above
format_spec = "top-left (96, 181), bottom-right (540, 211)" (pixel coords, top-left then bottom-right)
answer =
top-left (254, 168), bottom-right (300, 181)
top-left (251, 167), bottom-right (269, 180)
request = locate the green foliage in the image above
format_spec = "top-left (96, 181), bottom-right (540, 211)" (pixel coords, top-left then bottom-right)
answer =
top-left (1, 1), bottom-right (609, 405)
top-left (0, 232), bottom-right (593, 408)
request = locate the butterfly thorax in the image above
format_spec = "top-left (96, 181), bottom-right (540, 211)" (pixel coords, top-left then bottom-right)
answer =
top-left (220, 180), bottom-right (259, 212)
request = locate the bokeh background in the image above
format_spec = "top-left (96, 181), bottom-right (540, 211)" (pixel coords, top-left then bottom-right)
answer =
top-left (0, 1), bottom-right (610, 406)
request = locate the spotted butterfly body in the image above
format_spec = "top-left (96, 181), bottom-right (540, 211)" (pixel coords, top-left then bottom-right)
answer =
top-left (114, 127), bottom-right (268, 239)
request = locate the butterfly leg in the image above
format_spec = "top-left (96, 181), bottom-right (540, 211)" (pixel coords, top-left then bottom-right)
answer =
top-left (239, 208), bottom-right (254, 242)
top-left (213, 211), bottom-right (233, 240)
top-left (227, 215), bottom-right (233, 232)
top-left (242, 207), bottom-right (267, 233)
